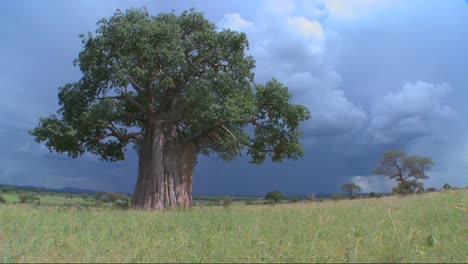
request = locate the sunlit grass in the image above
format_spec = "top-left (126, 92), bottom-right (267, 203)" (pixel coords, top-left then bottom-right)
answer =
top-left (0, 190), bottom-right (466, 263)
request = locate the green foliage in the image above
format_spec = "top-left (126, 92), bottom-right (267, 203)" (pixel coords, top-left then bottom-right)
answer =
top-left (245, 200), bottom-right (254, 205)
top-left (29, 8), bottom-right (309, 165)
top-left (0, 194), bottom-right (6, 204)
top-left (265, 190), bottom-right (284, 203)
top-left (94, 192), bottom-right (128, 203)
top-left (341, 182), bottom-right (362, 197)
top-left (18, 194), bottom-right (40, 204)
top-left (209, 198), bottom-right (222, 206)
top-left (222, 196), bottom-right (232, 208)
top-left (330, 194), bottom-right (345, 200)
top-left (113, 199), bottom-right (130, 210)
top-left (1, 186), bottom-right (16, 194)
top-left (368, 192), bottom-right (383, 198)
top-left (288, 196), bottom-right (301, 203)
top-left (427, 235), bottom-right (437, 247)
top-left (442, 183), bottom-right (452, 190)
top-left (373, 150), bottom-right (433, 195)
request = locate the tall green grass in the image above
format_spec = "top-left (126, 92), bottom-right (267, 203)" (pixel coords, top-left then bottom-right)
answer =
top-left (0, 190), bottom-right (466, 263)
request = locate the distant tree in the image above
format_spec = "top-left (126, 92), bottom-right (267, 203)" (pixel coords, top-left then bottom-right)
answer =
top-left (373, 150), bottom-right (433, 195)
top-left (426, 187), bottom-right (437, 192)
top-left (245, 200), bottom-right (254, 205)
top-left (29, 8), bottom-right (310, 210)
top-left (222, 196), bottom-right (232, 208)
top-left (95, 192), bottom-right (127, 203)
top-left (209, 198), bottom-right (222, 206)
top-left (0, 194), bottom-right (6, 204)
top-left (341, 182), bottom-right (362, 198)
top-left (288, 196), bottom-right (301, 203)
top-left (94, 192), bottom-right (104, 200)
top-left (442, 183), bottom-right (452, 190)
top-left (1, 186), bottom-right (16, 194)
top-left (306, 193), bottom-right (318, 202)
top-left (265, 190), bottom-right (284, 203)
top-left (18, 194), bottom-right (40, 204)
top-left (330, 193), bottom-right (345, 200)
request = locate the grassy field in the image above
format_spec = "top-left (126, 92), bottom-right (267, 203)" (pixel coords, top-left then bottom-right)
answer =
top-left (0, 190), bottom-right (466, 263)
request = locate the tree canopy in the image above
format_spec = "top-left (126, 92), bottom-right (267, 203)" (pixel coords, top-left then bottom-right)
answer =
top-left (265, 190), bottom-right (284, 203)
top-left (341, 182), bottom-right (361, 197)
top-left (373, 150), bottom-right (433, 194)
top-left (30, 8), bottom-right (310, 164)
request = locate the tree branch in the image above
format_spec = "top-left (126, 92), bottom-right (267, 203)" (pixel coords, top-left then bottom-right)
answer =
top-left (127, 76), bottom-right (147, 95)
top-left (122, 85), bottom-right (150, 113)
top-left (106, 123), bottom-right (142, 142)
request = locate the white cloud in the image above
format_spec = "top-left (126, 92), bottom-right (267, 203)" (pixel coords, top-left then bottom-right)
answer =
top-left (266, 0), bottom-right (296, 14)
top-left (288, 16), bottom-right (324, 39)
top-left (350, 175), bottom-right (395, 193)
top-left (369, 81), bottom-right (452, 143)
top-left (318, 0), bottom-right (396, 19)
top-left (224, 5), bottom-right (367, 142)
top-left (217, 13), bottom-right (254, 31)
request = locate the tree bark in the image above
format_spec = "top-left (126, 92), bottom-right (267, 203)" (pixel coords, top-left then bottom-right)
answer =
top-left (131, 121), bottom-right (196, 210)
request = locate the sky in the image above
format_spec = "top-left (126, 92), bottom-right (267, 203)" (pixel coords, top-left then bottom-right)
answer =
top-left (1, 0), bottom-right (468, 195)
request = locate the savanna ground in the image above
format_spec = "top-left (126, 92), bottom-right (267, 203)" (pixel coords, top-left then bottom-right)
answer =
top-left (0, 190), bottom-right (466, 263)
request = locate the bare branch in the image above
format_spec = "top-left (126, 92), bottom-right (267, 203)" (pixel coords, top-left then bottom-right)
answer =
top-left (222, 125), bottom-right (238, 141)
top-left (106, 123), bottom-right (142, 142)
top-left (122, 85), bottom-right (149, 112)
top-left (127, 76), bottom-right (147, 95)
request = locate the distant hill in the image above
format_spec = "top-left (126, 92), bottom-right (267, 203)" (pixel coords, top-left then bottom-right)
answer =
top-left (0, 184), bottom-right (98, 195)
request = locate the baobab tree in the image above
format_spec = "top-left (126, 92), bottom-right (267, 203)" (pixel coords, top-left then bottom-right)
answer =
top-left (30, 9), bottom-right (310, 210)
top-left (373, 150), bottom-right (433, 195)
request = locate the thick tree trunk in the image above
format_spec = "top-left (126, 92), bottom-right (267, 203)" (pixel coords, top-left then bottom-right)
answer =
top-left (131, 121), bottom-right (196, 210)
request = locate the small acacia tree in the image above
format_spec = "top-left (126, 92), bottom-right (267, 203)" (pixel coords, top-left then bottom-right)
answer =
top-left (341, 182), bottom-right (361, 198)
top-left (442, 183), bottom-right (452, 190)
top-left (373, 150), bottom-right (433, 195)
top-left (30, 9), bottom-right (310, 210)
top-left (265, 190), bottom-right (284, 203)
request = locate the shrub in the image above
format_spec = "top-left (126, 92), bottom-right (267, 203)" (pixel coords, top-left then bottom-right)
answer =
top-left (19, 193), bottom-right (40, 204)
top-left (306, 193), bottom-right (318, 202)
top-left (265, 190), bottom-right (284, 203)
top-left (442, 183), bottom-right (452, 190)
top-left (1, 186), bottom-right (16, 194)
top-left (94, 192), bottom-right (128, 203)
top-left (330, 194), bottom-right (345, 200)
top-left (264, 199), bottom-right (276, 206)
top-left (222, 196), bottom-right (232, 208)
top-left (426, 187), bottom-right (437, 192)
top-left (113, 199), bottom-right (130, 209)
top-left (288, 196), bottom-right (301, 203)
top-left (0, 194), bottom-right (6, 204)
top-left (245, 200), bottom-right (254, 205)
top-left (208, 198), bottom-right (222, 206)
top-left (94, 192), bottom-right (104, 200)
